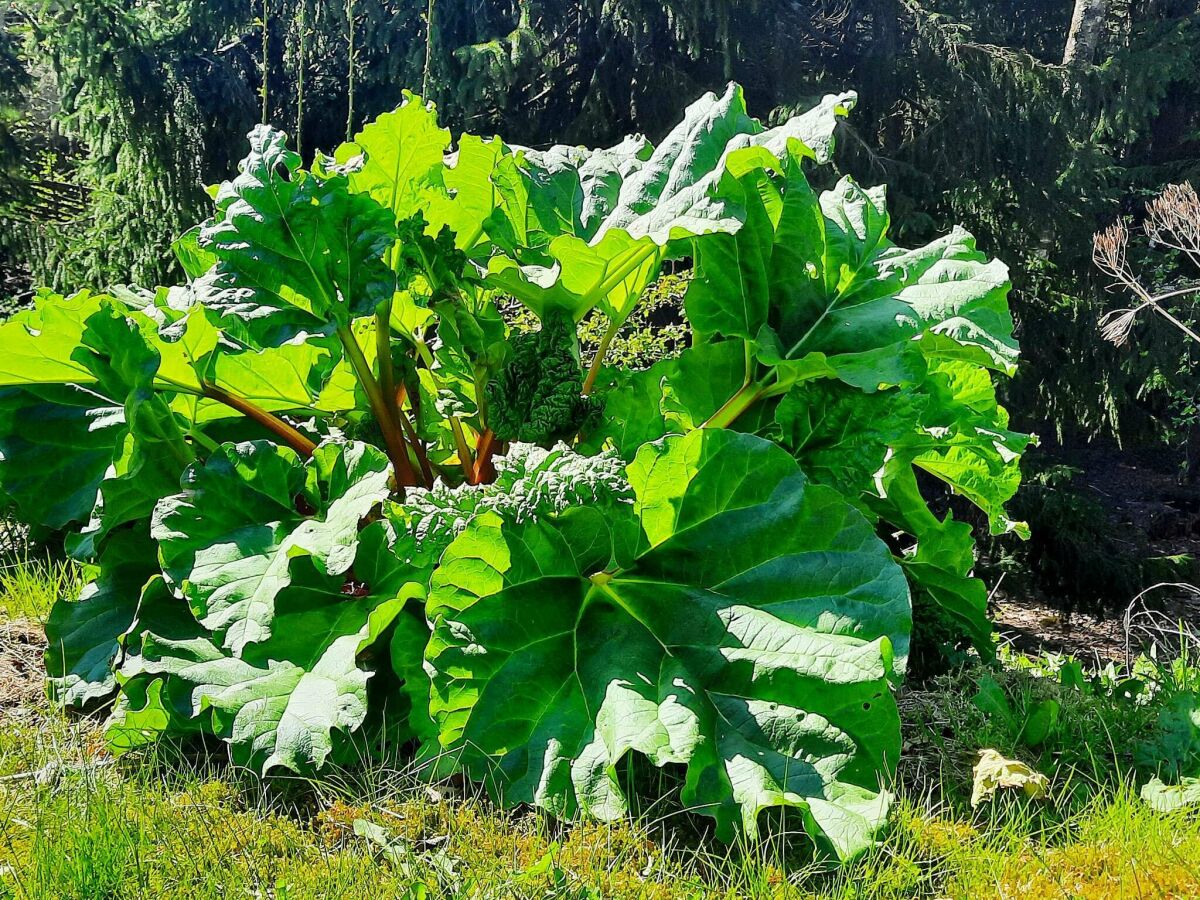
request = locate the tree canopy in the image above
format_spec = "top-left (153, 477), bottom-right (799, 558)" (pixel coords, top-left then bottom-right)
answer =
top-left (0, 0), bottom-right (1198, 447)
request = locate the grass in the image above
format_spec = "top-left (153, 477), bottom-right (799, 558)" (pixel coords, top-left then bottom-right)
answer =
top-left (2, 559), bottom-right (1199, 899)
top-left (0, 555), bottom-right (84, 622)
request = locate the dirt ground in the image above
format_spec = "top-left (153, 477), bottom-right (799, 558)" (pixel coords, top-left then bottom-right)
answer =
top-left (993, 596), bottom-right (1126, 661)
top-left (0, 619), bottom-right (45, 719)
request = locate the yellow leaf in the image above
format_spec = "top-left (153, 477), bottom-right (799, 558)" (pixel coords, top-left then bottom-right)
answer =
top-left (971, 748), bottom-right (1049, 808)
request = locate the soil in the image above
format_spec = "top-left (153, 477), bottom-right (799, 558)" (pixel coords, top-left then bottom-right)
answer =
top-left (0, 619), bottom-right (46, 719)
top-left (993, 596), bottom-right (1127, 662)
top-left (993, 581), bottom-right (1200, 662)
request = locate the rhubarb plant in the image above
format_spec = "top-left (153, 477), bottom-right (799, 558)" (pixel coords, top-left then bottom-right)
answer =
top-left (1, 84), bottom-right (1027, 859)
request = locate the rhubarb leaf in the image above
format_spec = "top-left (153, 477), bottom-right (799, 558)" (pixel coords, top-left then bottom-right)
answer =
top-left (114, 523), bottom-right (425, 771)
top-left (489, 85), bottom-right (856, 325)
top-left (426, 429), bottom-right (908, 858)
top-left (45, 527), bottom-right (159, 707)
top-left (154, 440), bottom-right (393, 653)
top-left (198, 126), bottom-right (397, 345)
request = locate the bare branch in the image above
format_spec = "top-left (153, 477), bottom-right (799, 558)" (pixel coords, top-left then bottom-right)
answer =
top-left (1093, 210), bottom-right (1200, 347)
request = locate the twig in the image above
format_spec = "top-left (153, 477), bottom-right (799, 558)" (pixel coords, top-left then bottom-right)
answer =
top-left (0, 759), bottom-right (114, 786)
top-left (1123, 582), bottom-right (1200, 668)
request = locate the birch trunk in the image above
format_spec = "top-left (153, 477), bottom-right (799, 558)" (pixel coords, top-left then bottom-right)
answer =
top-left (1063, 0), bottom-right (1107, 67)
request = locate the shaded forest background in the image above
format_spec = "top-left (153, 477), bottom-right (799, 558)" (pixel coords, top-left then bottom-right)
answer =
top-left (1, 1), bottom-right (1199, 613)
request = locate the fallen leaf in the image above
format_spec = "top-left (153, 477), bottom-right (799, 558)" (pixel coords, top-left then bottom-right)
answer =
top-left (1141, 776), bottom-right (1200, 813)
top-left (971, 748), bottom-right (1049, 807)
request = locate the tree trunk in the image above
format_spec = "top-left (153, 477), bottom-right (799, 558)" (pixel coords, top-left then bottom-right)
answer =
top-left (1062, 0), bottom-right (1107, 67)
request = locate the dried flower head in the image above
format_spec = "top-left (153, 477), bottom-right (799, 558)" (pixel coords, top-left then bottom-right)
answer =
top-left (1093, 221), bottom-right (1136, 286)
top-left (1146, 182), bottom-right (1200, 260)
top-left (1098, 302), bottom-right (1149, 346)
top-left (1094, 186), bottom-right (1200, 349)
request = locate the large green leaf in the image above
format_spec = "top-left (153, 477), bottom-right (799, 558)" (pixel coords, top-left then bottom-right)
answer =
top-left (151, 293), bottom-right (363, 429)
top-left (334, 105), bottom-right (511, 260)
top-left (765, 177), bottom-right (1016, 387)
top-left (683, 168), bottom-right (776, 340)
top-left (683, 164), bottom-right (1017, 394)
top-left (426, 429), bottom-right (908, 858)
top-left (424, 135), bottom-right (513, 253)
top-left (590, 162), bottom-right (1022, 471)
top-left (186, 340), bottom-right (355, 425)
top-left (0, 296), bottom-right (193, 538)
top-left (45, 527), bottom-right (159, 707)
top-left (776, 356), bottom-right (1028, 540)
top-left (485, 228), bottom-right (664, 323)
top-left (487, 86), bottom-right (856, 325)
top-left (512, 84), bottom-right (855, 247)
top-left (154, 440), bottom-right (393, 653)
top-left (71, 306), bottom-right (197, 555)
top-left (112, 523), bottom-right (425, 771)
top-left (0, 384), bottom-right (125, 530)
top-left (772, 364), bottom-right (1027, 654)
top-left (0, 287), bottom-right (344, 421)
top-left (0, 290), bottom-right (108, 386)
top-left (0, 286), bottom-right (356, 550)
top-left (198, 126), bottom-right (397, 345)
top-left (903, 359), bottom-right (1030, 537)
top-left (774, 379), bottom-right (924, 505)
top-left (334, 91), bottom-right (451, 225)
top-left (898, 510), bottom-right (993, 656)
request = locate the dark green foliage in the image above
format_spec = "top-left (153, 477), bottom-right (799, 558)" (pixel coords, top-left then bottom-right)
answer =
top-left (0, 4), bottom-right (31, 194)
top-left (1139, 691), bottom-right (1200, 781)
top-left (484, 311), bottom-right (598, 445)
top-left (1, 1), bottom-right (256, 292)
top-left (908, 588), bottom-right (977, 681)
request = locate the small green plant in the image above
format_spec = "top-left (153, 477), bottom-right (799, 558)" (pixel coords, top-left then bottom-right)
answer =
top-left (939, 646), bottom-right (1200, 805)
top-left (973, 674), bottom-right (1062, 750)
top-left (0, 85), bottom-right (1027, 858)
